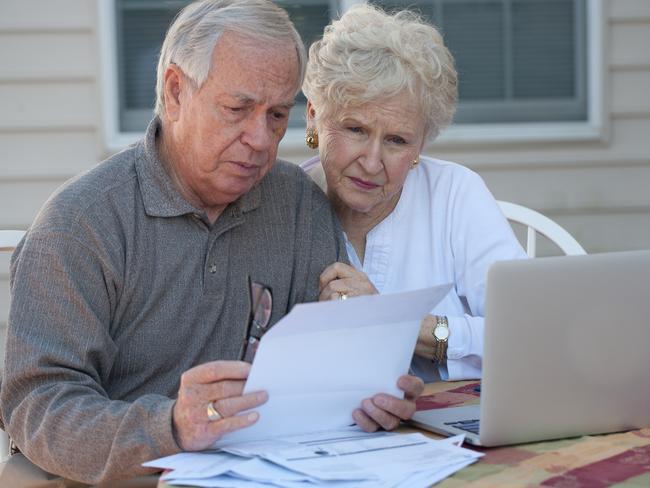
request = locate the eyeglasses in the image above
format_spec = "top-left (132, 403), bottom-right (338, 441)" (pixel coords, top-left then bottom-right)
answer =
top-left (240, 277), bottom-right (273, 363)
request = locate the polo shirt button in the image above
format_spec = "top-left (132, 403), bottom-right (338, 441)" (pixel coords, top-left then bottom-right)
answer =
top-left (209, 264), bottom-right (217, 274)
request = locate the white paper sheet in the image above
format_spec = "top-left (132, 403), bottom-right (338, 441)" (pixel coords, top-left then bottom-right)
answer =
top-left (149, 430), bottom-right (482, 488)
top-left (219, 284), bottom-right (451, 444)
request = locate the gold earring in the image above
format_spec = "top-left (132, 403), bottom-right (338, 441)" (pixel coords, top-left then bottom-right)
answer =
top-left (411, 158), bottom-right (420, 169)
top-left (305, 128), bottom-right (319, 149)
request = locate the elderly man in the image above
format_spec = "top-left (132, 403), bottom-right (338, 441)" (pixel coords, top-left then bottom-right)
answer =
top-left (0, 0), bottom-right (423, 485)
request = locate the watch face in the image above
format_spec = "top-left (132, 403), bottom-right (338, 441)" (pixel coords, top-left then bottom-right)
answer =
top-left (434, 326), bottom-right (449, 341)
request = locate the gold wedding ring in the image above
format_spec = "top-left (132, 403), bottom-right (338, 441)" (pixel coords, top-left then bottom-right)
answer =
top-left (206, 401), bottom-right (222, 422)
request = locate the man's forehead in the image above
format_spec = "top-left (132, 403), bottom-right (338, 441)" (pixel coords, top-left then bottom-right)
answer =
top-left (208, 32), bottom-right (301, 103)
top-left (212, 30), bottom-right (298, 68)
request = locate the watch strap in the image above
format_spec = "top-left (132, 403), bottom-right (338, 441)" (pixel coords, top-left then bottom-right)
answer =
top-left (431, 315), bottom-right (449, 364)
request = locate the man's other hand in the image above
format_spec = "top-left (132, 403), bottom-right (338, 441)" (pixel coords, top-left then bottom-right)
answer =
top-left (352, 375), bottom-right (424, 432)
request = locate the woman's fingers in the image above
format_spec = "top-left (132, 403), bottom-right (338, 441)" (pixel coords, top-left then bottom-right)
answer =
top-left (319, 264), bottom-right (379, 301)
top-left (319, 262), bottom-right (358, 291)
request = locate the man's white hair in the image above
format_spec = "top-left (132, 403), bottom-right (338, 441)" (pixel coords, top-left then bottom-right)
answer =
top-left (303, 3), bottom-right (458, 140)
top-left (155, 0), bottom-right (306, 118)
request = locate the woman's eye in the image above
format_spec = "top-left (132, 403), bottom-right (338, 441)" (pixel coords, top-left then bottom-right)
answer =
top-left (348, 127), bottom-right (363, 134)
top-left (228, 106), bottom-right (243, 113)
top-left (388, 136), bottom-right (406, 145)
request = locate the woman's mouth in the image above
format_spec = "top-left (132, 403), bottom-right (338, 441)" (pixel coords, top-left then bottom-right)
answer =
top-left (349, 176), bottom-right (380, 190)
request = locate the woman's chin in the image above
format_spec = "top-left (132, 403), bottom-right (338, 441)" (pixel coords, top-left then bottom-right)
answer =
top-left (340, 199), bottom-right (380, 215)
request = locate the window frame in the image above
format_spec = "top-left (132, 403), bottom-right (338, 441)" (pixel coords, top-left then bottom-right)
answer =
top-left (98, 0), bottom-right (605, 153)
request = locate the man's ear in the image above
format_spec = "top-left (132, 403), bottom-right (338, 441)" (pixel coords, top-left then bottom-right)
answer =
top-left (163, 64), bottom-right (186, 122)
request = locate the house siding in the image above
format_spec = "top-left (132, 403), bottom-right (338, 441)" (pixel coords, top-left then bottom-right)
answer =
top-left (0, 0), bottom-right (100, 345)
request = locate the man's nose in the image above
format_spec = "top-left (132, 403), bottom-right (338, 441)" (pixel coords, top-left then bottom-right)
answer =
top-left (241, 113), bottom-right (273, 152)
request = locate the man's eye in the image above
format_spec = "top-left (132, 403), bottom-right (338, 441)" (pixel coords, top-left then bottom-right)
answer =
top-left (272, 111), bottom-right (288, 120)
top-left (228, 106), bottom-right (243, 113)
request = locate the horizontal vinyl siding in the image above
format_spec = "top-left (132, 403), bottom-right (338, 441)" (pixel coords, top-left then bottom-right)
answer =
top-left (0, 0), bottom-right (102, 356)
top-left (0, 180), bottom-right (69, 229)
top-left (1, 130), bottom-right (99, 179)
top-left (0, 0), bottom-right (95, 31)
top-left (0, 82), bottom-right (99, 130)
top-left (0, 32), bottom-right (97, 80)
top-left (609, 0), bottom-right (650, 22)
top-left (480, 164), bottom-right (650, 212)
top-left (610, 23), bottom-right (650, 67)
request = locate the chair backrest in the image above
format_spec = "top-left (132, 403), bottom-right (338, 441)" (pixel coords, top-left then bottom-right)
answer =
top-left (0, 230), bottom-right (25, 252)
top-left (0, 230), bottom-right (24, 461)
top-left (497, 201), bottom-right (586, 257)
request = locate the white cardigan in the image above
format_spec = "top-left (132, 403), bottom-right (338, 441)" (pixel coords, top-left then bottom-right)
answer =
top-left (301, 156), bottom-right (527, 381)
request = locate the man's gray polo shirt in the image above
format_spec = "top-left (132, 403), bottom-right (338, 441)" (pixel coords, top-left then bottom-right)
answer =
top-left (0, 118), bottom-right (347, 484)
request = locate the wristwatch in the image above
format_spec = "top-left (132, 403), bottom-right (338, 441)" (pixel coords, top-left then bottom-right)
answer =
top-left (431, 315), bottom-right (449, 364)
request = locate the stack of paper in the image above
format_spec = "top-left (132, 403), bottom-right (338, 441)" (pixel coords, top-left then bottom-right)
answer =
top-left (145, 428), bottom-right (482, 487)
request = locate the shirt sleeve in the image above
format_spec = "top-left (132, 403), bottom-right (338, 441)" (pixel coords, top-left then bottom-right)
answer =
top-left (441, 171), bottom-right (527, 381)
top-left (0, 228), bottom-right (181, 484)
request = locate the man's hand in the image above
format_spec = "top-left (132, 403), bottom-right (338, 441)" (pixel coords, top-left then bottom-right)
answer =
top-left (352, 375), bottom-right (424, 432)
top-left (319, 262), bottom-right (378, 301)
top-left (172, 360), bottom-right (268, 451)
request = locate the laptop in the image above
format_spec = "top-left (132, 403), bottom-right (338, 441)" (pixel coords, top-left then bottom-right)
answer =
top-left (411, 250), bottom-right (650, 446)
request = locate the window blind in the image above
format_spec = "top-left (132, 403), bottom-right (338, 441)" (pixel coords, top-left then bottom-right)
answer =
top-left (115, 0), bottom-right (587, 132)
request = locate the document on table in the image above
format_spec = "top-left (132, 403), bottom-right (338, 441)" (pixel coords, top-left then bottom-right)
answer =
top-left (221, 284), bottom-right (452, 444)
top-left (145, 428), bottom-right (483, 487)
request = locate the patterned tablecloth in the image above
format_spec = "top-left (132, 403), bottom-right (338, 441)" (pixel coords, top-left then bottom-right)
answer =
top-left (417, 381), bottom-right (650, 488)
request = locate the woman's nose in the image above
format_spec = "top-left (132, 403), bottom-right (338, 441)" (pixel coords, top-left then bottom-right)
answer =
top-left (358, 141), bottom-right (383, 174)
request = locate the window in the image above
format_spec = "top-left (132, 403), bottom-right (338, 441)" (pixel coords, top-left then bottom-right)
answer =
top-left (103, 0), bottom-right (598, 146)
top-left (375, 0), bottom-right (588, 124)
top-left (113, 0), bottom-right (336, 132)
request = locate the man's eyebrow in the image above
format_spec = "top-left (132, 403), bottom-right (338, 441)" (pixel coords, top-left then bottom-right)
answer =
top-left (232, 93), bottom-right (257, 104)
top-left (230, 93), bottom-right (295, 110)
top-left (277, 101), bottom-right (296, 110)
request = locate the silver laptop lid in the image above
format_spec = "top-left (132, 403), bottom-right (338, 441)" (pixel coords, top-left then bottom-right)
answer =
top-left (479, 250), bottom-right (650, 446)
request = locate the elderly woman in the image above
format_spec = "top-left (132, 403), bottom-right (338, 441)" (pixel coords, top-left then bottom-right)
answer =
top-left (302, 4), bottom-right (526, 385)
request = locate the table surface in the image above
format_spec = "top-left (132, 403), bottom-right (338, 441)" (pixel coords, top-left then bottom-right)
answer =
top-left (417, 380), bottom-right (650, 488)
top-left (159, 380), bottom-right (650, 487)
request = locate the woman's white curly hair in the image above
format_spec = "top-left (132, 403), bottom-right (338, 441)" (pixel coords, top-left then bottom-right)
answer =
top-left (303, 3), bottom-right (458, 140)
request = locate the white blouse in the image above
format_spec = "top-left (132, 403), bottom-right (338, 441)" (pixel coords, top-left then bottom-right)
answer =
top-left (301, 156), bottom-right (527, 382)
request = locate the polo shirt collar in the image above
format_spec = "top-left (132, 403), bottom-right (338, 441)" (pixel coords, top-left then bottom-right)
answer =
top-left (135, 117), bottom-right (261, 219)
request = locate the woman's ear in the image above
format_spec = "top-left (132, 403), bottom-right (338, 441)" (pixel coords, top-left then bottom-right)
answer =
top-left (306, 100), bottom-right (317, 125)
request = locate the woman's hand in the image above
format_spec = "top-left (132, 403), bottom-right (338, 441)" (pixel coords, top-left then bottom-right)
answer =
top-left (319, 262), bottom-right (379, 301)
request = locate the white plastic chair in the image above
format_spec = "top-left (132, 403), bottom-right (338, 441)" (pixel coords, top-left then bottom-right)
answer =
top-left (497, 201), bottom-right (586, 257)
top-left (0, 230), bottom-right (25, 461)
top-left (0, 230), bottom-right (25, 252)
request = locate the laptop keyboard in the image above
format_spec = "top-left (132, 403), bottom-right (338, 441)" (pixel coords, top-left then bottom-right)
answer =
top-left (445, 419), bottom-right (480, 435)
